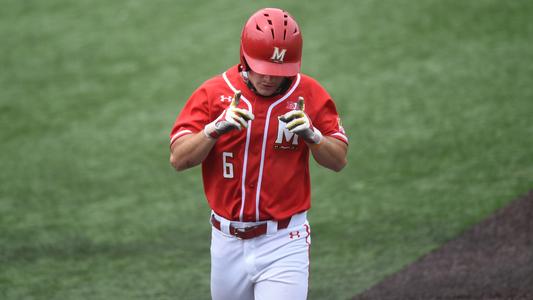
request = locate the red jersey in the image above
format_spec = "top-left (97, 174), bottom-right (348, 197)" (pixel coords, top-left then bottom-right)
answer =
top-left (170, 65), bottom-right (348, 222)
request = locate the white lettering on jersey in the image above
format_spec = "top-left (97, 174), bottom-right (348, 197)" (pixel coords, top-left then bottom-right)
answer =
top-left (270, 47), bottom-right (287, 63)
top-left (275, 119), bottom-right (299, 145)
top-left (286, 101), bottom-right (297, 109)
top-left (222, 152), bottom-right (234, 178)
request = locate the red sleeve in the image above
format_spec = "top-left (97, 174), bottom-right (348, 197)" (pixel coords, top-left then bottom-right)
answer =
top-left (169, 87), bottom-right (209, 146)
top-left (308, 82), bottom-right (349, 145)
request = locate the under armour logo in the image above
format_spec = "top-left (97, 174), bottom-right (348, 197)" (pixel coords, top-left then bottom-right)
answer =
top-left (289, 231), bottom-right (300, 239)
top-left (220, 95), bottom-right (233, 103)
top-left (271, 47), bottom-right (287, 63)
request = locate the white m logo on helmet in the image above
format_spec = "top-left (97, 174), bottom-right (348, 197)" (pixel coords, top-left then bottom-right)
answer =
top-left (270, 47), bottom-right (287, 63)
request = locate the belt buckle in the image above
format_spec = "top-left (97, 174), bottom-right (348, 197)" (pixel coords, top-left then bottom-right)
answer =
top-left (233, 227), bottom-right (245, 239)
top-left (233, 225), bottom-right (258, 239)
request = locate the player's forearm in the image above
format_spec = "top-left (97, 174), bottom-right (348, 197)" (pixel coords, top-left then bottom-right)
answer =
top-left (308, 137), bottom-right (348, 172)
top-left (170, 132), bottom-right (216, 171)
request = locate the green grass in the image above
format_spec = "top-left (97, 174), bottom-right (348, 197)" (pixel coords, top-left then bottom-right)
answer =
top-left (1, 0), bottom-right (532, 299)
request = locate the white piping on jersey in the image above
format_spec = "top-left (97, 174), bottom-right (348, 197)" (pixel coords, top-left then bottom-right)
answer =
top-left (222, 72), bottom-right (253, 222)
top-left (331, 132), bottom-right (349, 144)
top-left (170, 129), bottom-right (193, 145)
top-left (222, 72), bottom-right (301, 221)
top-left (255, 74), bottom-right (301, 221)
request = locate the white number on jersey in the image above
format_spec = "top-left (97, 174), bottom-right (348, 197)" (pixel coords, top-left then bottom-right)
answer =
top-left (222, 152), bottom-right (234, 179)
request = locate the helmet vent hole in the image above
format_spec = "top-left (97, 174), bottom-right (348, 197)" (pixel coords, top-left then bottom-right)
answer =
top-left (294, 28), bottom-right (299, 34)
top-left (264, 13), bottom-right (269, 17)
top-left (267, 19), bottom-right (272, 25)
top-left (284, 20), bottom-right (287, 26)
top-left (256, 24), bottom-right (263, 32)
top-left (283, 29), bottom-right (286, 40)
top-left (270, 28), bottom-right (275, 39)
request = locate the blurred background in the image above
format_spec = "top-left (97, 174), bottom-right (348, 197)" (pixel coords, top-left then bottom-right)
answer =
top-left (1, 0), bottom-right (532, 299)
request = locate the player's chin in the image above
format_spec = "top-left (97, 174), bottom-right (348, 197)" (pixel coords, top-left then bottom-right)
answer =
top-left (256, 86), bottom-right (277, 97)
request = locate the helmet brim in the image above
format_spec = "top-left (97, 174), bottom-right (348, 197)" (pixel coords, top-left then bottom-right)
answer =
top-left (244, 53), bottom-right (300, 77)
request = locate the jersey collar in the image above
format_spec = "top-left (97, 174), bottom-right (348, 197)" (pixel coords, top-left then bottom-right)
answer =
top-left (225, 64), bottom-right (300, 101)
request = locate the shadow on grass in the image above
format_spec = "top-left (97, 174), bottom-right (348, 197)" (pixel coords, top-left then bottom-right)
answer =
top-left (353, 191), bottom-right (533, 300)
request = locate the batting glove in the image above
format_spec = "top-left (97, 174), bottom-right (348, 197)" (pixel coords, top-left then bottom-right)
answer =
top-left (204, 91), bottom-right (254, 139)
top-left (278, 97), bottom-right (323, 145)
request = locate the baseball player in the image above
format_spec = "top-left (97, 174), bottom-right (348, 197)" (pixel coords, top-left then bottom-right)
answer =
top-left (169, 8), bottom-right (348, 300)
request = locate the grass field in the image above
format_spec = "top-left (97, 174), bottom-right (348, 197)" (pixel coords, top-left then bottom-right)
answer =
top-left (1, 0), bottom-right (532, 299)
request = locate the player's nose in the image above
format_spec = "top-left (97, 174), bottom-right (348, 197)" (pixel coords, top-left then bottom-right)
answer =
top-left (262, 76), bottom-right (280, 85)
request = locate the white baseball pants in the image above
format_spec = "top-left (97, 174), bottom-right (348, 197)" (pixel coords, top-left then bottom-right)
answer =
top-left (210, 212), bottom-right (311, 300)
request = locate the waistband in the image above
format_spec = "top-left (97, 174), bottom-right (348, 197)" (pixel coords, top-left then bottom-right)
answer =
top-left (210, 210), bottom-right (307, 238)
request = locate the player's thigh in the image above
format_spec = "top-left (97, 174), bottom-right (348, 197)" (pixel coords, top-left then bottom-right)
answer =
top-left (254, 227), bottom-right (311, 300)
top-left (254, 269), bottom-right (309, 300)
top-left (210, 228), bottom-right (254, 300)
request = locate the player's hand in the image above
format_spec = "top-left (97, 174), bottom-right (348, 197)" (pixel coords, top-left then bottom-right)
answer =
top-left (278, 97), bottom-right (323, 144)
top-left (204, 91), bottom-right (255, 139)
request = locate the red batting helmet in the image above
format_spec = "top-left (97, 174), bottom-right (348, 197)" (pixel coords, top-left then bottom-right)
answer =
top-left (240, 8), bottom-right (303, 77)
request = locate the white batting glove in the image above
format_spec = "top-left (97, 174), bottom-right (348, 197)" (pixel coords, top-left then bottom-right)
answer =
top-left (204, 91), bottom-right (254, 139)
top-left (278, 97), bottom-right (323, 144)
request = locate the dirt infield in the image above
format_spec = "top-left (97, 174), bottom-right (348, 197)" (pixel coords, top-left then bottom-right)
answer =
top-left (353, 191), bottom-right (533, 300)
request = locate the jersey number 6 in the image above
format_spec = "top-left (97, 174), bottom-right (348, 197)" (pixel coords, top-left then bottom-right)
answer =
top-left (222, 152), bottom-right (234, 179)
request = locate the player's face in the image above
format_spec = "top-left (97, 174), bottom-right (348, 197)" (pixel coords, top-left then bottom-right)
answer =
top-left (247, 70), bottom-right (286, 97)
